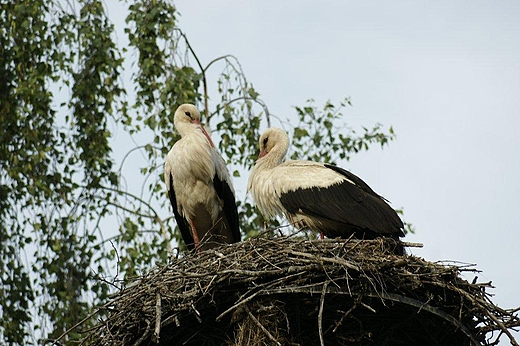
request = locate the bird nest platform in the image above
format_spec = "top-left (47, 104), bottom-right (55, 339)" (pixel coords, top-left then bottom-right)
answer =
top-left (84, 236), bottom-right (519, 346)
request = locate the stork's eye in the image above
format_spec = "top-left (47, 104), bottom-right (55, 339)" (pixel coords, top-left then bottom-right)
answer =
top-left (185, 111), bottom-right (192, 118)
top-left (262, 137), bottom-right (268, 146)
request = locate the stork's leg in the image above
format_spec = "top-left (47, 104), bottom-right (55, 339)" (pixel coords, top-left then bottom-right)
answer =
top-left (320, 232), bottom-right (325, 240)
top-left (189, 219), bottom-right (201, 251)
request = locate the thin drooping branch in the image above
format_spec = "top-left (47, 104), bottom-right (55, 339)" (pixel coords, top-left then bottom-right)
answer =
top-left (50, 307), bottom-right (103, 346)
top-left (210, 96), bottom-right (271, 128)
top-left (174, 29), bottom-right (209, 120)
top-left (97, 185), bottom-right (173, 256)
top-left (203, 54), bottom-right (237, 73)
top-left (174, 28), bottom-right (270, 127)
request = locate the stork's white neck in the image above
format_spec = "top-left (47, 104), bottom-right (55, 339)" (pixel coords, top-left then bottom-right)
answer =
top-left (174, 121), bottom-right (212, 146)
top-left (257, 134), bottom-right (289, 169)
top-left (175, 120), bottom-right (198, 138)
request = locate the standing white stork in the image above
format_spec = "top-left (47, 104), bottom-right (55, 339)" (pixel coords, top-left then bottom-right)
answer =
top-left (164, 104), bottom-right (240, 251)
top-left (247, 127), bottom-right (404, 243)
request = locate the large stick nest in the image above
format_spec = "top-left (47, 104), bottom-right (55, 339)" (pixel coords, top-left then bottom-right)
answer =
top-left (84, 236), bottom-right (519, 345)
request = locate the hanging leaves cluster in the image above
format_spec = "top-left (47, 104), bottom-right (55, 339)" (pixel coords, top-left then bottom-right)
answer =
top-left (1, 0), bottom-right (123, 344)
top-left (291, 98), bottom-right (395, 162)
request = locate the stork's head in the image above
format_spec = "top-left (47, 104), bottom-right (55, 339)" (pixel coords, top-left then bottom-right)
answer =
top-left (174, 104), bottom-right (202, 128)
top-left (173, 104), bottom-right (214, 147)
top-left (257, 127), bottom-right (290, 161)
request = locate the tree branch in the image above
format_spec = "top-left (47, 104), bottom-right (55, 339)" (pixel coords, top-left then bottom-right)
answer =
top-left (95, 185), bottom-right (174, 256)
top-left (174, 29), bottom-right (209, 121)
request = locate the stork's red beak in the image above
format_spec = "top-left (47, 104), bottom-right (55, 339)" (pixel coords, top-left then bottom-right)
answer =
top-left (258, 150), bottom-right (267, 159)
top-left (192, 118), bottom-right (215, 148)
top-left (201, 127), bottom-right (215, 148)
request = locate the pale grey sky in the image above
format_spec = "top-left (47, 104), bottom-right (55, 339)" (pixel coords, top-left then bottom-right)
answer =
top-left (175, 1), bottom-right (520, 343)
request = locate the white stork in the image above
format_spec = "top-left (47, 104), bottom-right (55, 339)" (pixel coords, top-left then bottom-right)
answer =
top-left (164, 104), bottom-right (240, 251)
top-left (247, 127), bottom-right (404, 242)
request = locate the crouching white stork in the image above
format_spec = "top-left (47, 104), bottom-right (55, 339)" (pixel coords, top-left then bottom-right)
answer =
top-left (247, 127), bottom-right (404, 245)
top-left (164, 104), bottom-right (240, 251)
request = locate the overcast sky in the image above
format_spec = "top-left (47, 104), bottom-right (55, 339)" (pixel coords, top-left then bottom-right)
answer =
top-left (172, 1), bottom-right (520, 343)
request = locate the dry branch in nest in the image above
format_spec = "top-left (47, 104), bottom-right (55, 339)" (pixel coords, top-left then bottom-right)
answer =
top-left (82, 236), bottom-right (519, 346)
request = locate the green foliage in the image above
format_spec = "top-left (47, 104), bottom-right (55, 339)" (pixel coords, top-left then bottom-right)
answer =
top-left (70, 0), bottom-right (123, 188)
top-left (0, 0), bottom-right (405, 344)
top-left (1, 0), bottom-right (122, 343)
top-left (213, 57), bottom-right (264, 169)
top-left (291, 98), bottom-right (395, 162)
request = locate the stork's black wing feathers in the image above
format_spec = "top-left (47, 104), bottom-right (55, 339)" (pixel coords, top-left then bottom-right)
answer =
top-left (279, 165), bottom-right (404, 238)
top-left (168, 173), bottom-right (195, 250)
top-left (324, 164), bottom-right (382, 199)
top-left (213, 174), bottom-right (241, 243)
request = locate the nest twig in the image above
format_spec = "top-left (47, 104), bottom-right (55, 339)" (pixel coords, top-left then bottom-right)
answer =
top-left (80, 236), bottom-right (519, 345)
